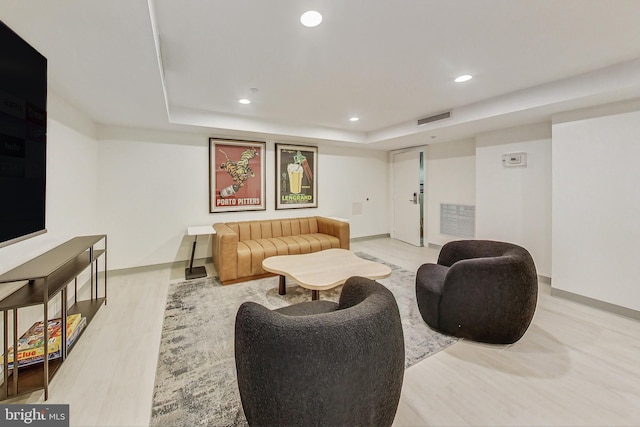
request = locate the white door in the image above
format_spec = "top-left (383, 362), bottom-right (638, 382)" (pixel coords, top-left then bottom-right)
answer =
top-left (393, 150), bottom-right (422, 246)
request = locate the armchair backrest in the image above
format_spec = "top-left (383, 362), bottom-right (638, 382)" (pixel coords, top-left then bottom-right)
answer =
top-left (235, 276), bottom-right (404, 426)
top-left (439, 240), bottom-right (535, 274)
top-left (436, 240), bottom-right (538, 343)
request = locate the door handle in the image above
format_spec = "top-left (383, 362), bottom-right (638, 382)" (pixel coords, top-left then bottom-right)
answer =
top-left (409, 192), bottom-right (418, 204)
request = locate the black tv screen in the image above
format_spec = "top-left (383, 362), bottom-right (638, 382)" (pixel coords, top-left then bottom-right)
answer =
top-left (0, 20), bottom-right (47, 248)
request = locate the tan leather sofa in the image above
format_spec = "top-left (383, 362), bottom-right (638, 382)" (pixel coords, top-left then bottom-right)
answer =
top-left (213, 216), bottom-right (350, 284)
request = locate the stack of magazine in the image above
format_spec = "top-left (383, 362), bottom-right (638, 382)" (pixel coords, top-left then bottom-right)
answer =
top-left (1, 313), bottom-right (87, 370)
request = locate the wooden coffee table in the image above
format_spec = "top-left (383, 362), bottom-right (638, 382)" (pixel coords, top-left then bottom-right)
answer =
top-left (262, 248), bottom-right (392, 300)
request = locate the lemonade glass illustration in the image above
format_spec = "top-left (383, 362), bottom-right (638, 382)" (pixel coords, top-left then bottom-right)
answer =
top-left (287, 163), bottom-right (303, 194)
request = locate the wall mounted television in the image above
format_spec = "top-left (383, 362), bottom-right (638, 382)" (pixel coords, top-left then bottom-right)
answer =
top-left (0, 20), bottom-right (47, 248)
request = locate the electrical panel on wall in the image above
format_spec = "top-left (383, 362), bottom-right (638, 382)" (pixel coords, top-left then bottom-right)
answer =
top-left (502, 152), bottom-right (527, 168)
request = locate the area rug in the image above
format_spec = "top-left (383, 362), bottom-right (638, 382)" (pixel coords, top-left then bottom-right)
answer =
top-left (150, 253), bottom-right (457, 427)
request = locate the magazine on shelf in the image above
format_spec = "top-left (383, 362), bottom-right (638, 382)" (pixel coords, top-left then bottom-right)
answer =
top-left (1, 314), bottom-right (85, 367)
top-left (6, 317), bottom-right (87, 369)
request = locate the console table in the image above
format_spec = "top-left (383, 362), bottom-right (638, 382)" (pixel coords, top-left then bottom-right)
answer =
top-left (185, 226), bottom-right (215, 280)
top-left (0, 235), bottom-right (107, 400)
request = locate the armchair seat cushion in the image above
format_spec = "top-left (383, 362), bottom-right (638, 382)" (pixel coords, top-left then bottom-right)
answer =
top-left (274, 300), bottom-right (338, 316)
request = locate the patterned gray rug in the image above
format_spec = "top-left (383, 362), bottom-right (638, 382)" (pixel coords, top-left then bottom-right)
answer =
top-left (150, 253), bottom-right (458, 427)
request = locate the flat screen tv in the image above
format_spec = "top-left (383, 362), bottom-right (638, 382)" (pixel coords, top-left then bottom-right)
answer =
top-left (0, 20), bottom-right (47, 248)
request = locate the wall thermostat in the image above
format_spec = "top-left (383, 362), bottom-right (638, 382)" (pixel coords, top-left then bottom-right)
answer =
top-left (502, 152), bottom-right (527, 168)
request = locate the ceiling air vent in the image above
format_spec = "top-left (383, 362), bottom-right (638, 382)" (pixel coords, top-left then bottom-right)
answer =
top-left (417, 111), bottom-right (451, 126)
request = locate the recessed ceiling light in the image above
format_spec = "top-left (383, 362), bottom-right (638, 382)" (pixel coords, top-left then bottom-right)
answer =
top-left (455, 74), bottom-right (473, 83)
top-left (349, 117), bottom-right (359, 122)
top-left (239, 99), bottom-right (251, 104)
top-left (300, 10), bottom-right (322, 27)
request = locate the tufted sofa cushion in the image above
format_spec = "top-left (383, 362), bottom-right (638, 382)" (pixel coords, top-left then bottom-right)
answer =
top-left (213, 216), bottom-right (349, 284)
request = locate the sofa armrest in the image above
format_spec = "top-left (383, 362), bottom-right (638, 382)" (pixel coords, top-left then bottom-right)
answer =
top-left (316, 217), bottom-right (350, 250)
top-left (213, 223), bottom-right (239, 283)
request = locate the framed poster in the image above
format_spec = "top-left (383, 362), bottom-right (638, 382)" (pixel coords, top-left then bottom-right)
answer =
top-left (276, 144), bottom-right (318, 209)
top-left (209, 138), bottom-right (266, 212)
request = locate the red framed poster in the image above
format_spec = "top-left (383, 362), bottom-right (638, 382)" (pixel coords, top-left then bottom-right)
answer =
top-left (209, 138), bottom-right (266, 212)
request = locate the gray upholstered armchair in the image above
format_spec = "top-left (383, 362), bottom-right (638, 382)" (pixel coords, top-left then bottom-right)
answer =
top-left (234, 276), bottom-right (405, 427)
top-left (415, 240), bottom-right (538, 344)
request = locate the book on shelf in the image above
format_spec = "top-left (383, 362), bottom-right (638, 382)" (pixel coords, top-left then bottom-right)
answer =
top-left (1, 314), bottom-right (86, 368)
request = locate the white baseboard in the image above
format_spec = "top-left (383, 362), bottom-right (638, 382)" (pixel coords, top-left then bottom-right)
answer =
top-left (551, 287), bottom-right (640, 321)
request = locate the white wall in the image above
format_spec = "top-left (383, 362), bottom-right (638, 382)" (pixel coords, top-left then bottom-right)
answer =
top-left (1, 95), bottom-right (558, 285)
top-left (475, 123), bottom-right (552, 276)
top-left (425, 139), bottom-right (476, 247)
top-left (0, 95), bottom-right (100, 275)
top-left (97, 128), bottom-right (389, 270)
top-left (316, 145), bottom-right (388, 238)
top-left (1, 113), bottom-right (389, 275)
top-left (552, 106), bottom-right (640, 311)
top-left (9, 87), bottom-right (638, 320)
top-left (0, 96), bottom-right (100, 332)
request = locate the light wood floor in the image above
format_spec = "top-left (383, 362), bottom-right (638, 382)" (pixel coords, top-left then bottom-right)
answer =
top-left (5, 237), bottom-right (640, 426)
